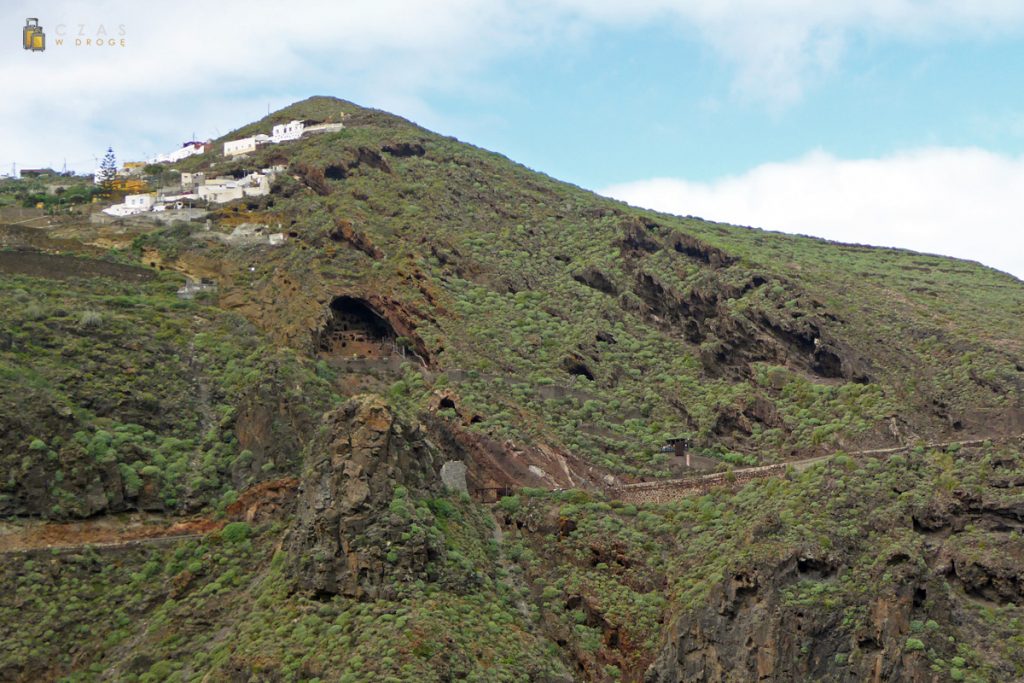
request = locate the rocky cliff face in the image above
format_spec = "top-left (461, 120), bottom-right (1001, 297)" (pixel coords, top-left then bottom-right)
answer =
top-left (642, 555), bottom-right (934, 683)
top-left (287, 395), bottom-right (447, 599)
top-left (642, 475), bottom-right (1024, 683)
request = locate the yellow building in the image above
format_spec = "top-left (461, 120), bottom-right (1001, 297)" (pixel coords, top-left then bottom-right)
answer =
top-left (110, 178), bottom-right (149, 193)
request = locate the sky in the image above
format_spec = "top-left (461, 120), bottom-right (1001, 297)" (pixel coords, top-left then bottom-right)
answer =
top-left (3, 1), bottom-right (1023, 279)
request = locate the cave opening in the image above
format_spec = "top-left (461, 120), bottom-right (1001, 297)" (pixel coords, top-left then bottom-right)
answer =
top-left (324, 164), bottom-right (347, 180)
top-left (566, 361), bottom-right (595, 381)
top-left (318, 296), bottom-right (395, 358)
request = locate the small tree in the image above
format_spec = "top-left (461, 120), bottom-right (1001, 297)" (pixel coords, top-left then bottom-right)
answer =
top-left (98, 147), bottom-right (117, 194)
top-left (143, 163), bottom-right (166, 188)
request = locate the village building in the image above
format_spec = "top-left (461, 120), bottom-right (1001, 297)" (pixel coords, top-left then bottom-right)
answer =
top-left (303, 122), bottom-right (345, 135)
top-left (102, 192), bottom-right (155, 217)
top-left (223, 134), bottom-right (270, 157)
top-left (197, 178), bottom-right (244, 204)
top-left (121, 161), bottom-right (146, 176)
top-left (271, 120), bottom-right (305, 142)
top-left (222, 117), bottom-right (345, 157)
top-left (196, 172), bottom-right (271, 204)
top-left (180, 172), bottom-right (205, 191)
top-left (148, 141), bottom-right (208, 165)
top-left (240, 172), bottom-right (270, 197)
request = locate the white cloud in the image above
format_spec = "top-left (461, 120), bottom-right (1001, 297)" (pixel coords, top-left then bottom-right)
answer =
top-left (4, 1), bottom-right (1024, 169)
top-left (601, 147), bottom-right (1024, 280)
top-left (0, 0), bottom-right (534, 170)
top-left (546, 0), bottom-right (1024, 106)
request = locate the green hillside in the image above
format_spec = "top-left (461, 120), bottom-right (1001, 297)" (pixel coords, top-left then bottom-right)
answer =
top-left (1, 96), bottom-right (1022, 682)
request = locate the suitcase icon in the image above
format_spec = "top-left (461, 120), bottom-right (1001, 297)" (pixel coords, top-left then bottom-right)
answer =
top-left (23, 18), bottom-right (45, 51)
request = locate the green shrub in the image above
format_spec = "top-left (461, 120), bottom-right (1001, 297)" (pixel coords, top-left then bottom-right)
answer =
top-left (905, 638), bottom-right (925, 652)
top-left (220, 522), bottom-right (252, 543)
top-left (497, 495), bottom-right (521, 514)
top-left (79, 310), bottom-right (104, 329)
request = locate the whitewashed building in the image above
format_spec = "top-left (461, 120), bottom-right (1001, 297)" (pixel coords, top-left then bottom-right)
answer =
top-left (194, 172), bottom-right (270, 204)
top-left (102, 192), bottom-right (156, 216)
top-left (197, 178), bottom-right (243, 203)
top-left (126, 193), bottom-right (155, 210)
top-left (271, 120), bottom-right (305, 142)
top-left (304, 122), bottom-right (345, 135)
top-left (149, 142), bottom-right (207, 165)
top-left (241, 172), bottom-right (270, 197)
top-left (223, 119), bottom-right (344, 157)
top-left (223, 134), bottom-right (270, 157)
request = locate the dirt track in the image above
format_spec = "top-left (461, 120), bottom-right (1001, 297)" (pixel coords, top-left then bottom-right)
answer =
top-left (0, 477), bottom-right (297, 555)
top-left (612, 434), bottom-right (1019, 504)
top-left (0, 514), bottom-right (222, 555)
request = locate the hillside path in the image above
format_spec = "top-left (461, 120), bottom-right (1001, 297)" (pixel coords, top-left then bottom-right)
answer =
top-left (611, 433), bottom-right (1022, 504)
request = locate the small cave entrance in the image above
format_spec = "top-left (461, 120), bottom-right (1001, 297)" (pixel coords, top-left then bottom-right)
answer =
top-left (324, 164), bottom-right (347, 180)
top-left (318, 296), bottom-right (395, 358)
top-left (565, 359), bottom-right (595, 381)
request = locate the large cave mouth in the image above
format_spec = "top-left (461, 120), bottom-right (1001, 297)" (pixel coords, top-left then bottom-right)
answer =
top-left (318, 296), bottom-right (395, 357)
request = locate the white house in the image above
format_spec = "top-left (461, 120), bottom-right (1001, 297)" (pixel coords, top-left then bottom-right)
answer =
top-left (241, 172), bottom-right (270, 197)
top-left (149, 142), bottom-right (207, 164)
top-left (161, 192), bottom-right (198, 203)
top-left (195, 172), bottom-right (271, 204)
top-left (126, 193), bottom-right (155, 210)
top-left (197, 178), bottom-right (243, 203)
top-left (224, 138), bottom-right (256, 157)
top-left (102, 204), bottom-right (137, 217)
top-left (223, 134), bottom-right (270, 157)
top-left (271, 120), bottom-right (305, 142)
top-left (102, 192), bottom-right (155, 216)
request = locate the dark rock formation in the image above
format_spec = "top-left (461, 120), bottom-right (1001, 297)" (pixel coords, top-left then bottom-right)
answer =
top-left (629, 267), bottom-right (872, 384)
top-left (619, 216), bottom-right (663, 255)
top-left (382, 141), bottom-right (426, 157)
top-left (643, 554), bottom-right (934, 683)
top-left (669, 232), bottom-right (736, 269)
top-left (573, 266), bottom-right (618, 295)
top-left (327, 218), bottom-right (383, 259)
top-left (288, 395), bottom-right (445, 599)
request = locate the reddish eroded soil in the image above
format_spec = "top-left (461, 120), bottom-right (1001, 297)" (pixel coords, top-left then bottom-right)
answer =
top-left (0, 514), bottom-right (222, 553)
top-left (226, 477), bottom-right (299, 522)
top-left (0, 477), bottom-right (299, 553)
